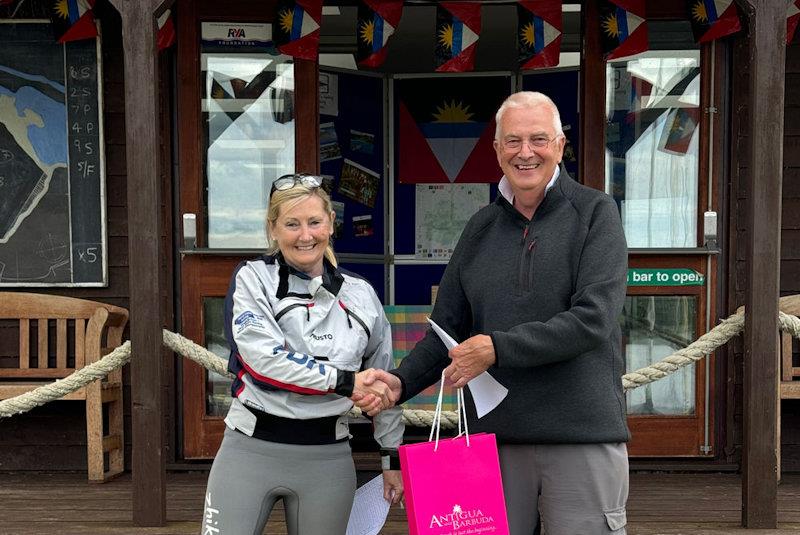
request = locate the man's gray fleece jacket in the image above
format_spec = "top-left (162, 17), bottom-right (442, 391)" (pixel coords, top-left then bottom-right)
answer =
top-left (393, 168), bottom-right (630, 444)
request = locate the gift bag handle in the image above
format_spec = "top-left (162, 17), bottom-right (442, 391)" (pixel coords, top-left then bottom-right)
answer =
top-left (429, 369), bottom-right (470, 452)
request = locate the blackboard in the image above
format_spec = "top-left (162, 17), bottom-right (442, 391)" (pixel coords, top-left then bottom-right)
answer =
top-left (0, 22), bottom-right (106, 286)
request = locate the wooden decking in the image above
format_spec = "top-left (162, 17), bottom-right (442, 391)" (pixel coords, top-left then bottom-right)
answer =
top-left (1, 471), bottom-right (799, 534)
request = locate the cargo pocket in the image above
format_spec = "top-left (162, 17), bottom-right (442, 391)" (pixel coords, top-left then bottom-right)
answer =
top-left (603, 506), bottom-right (627, 533)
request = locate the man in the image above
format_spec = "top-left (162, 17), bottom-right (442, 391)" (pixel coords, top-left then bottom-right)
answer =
top-left (360, 91), bottom-right (629, 534)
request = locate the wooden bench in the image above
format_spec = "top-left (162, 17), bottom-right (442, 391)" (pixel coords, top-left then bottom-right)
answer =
top-left (0, 293), bottom-right (128, 482)
top-left (779, 295), bottom-right (800, 400)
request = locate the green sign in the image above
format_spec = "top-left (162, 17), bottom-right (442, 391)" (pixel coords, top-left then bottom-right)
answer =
top-left (627, 268), bottom-right (704, 287)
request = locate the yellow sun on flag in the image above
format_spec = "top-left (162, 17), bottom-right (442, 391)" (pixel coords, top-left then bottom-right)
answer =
top-left (691, 1), bottom-right (708, 22)
top-left (359, 19), bottom-right (375, 45)
top-left (211, 86), bottom-right (226, 100)
top-left (432, 100), bottom-right (474, 123)
top-left (54, 0), bottom-right (70, 19)
top-left (601, 14), bottom-right (620, 38)
top-left (521, 22), bottom-right (536, 48)
top-left (438, 24), bottom-right (454, 51)
top-left (278, 8), bottom-right (294, 34)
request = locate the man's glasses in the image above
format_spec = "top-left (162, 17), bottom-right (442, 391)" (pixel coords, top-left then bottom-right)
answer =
top-left (502, 135), bottom-right (559, 152)
top-left (269, 174), bottom-right (323, 197)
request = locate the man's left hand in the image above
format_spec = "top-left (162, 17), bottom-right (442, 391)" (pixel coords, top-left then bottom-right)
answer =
top-left (382, 469), bottom-right (404, 504)
top-left (444, 334), bottom-right (496, 388)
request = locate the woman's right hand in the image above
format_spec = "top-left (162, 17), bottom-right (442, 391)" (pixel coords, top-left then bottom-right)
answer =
top-left (351, 370), bottom-right (402, 416)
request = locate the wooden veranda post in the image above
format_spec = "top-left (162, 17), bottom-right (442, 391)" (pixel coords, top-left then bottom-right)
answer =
top-left (740, 0), bottom-right (786, 528)
top-left (107, 0), bottom-right (169, 526)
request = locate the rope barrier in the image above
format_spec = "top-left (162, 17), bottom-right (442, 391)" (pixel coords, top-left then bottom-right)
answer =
top-left (2, 311), bottom-right (799, 430)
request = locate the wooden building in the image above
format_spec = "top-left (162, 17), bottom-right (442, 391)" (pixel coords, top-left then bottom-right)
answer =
top-left (0, 0), bottom-right (795, 527)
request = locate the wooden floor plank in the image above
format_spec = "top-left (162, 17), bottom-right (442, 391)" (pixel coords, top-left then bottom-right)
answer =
top-left (1, 472), bottom-right (800, 534)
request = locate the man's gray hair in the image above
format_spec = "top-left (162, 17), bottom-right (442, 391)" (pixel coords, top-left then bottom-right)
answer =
top-left (494, 91), bottom-right (564, 140)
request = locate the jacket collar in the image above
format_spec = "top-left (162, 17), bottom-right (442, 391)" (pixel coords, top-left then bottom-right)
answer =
top-left (270, 252), bottom-right (344, 299)
top-left (495, 164), bottom-right (574, 222)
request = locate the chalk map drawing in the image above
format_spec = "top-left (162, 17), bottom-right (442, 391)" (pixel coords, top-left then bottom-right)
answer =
top-left (0, 23), bottom-right (92, 285)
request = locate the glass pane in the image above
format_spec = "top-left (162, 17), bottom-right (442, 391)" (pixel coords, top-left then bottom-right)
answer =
top-left (202, 48), bottom-right (295, 248)
top-left (622, 296), bottom-right (697, 416)
top-left (203, 297), bottom-right (231, 417)
top-left (605, 51), bottom-right (700, 247)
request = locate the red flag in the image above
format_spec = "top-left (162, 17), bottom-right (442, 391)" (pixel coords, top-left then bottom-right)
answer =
top-left (50, 0), bottom-right (97, 43)
top-left (357, 0), bottom-right (403, 68)
top-left (658, 107), bottom-right (700, 155)
top-left (157, 9), bottom-right (176, 51)
top-left (788, 0), bottom-right (800, 45)
top-left (274, 0), bottom-right (322, 61)
top-left (687, 0), bottom-right (740, 44)
top-left (434, 2), bottom-right (481, 73)
top-left (517, 0), bottom-right (562, 70)
top-left (600, 0), bottom-right (648, 60)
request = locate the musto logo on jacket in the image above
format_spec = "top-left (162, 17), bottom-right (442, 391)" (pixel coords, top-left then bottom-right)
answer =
top-left (429, 503), bottom-right (496, 532)
top-left (234, 311), bottom-right (265, 333)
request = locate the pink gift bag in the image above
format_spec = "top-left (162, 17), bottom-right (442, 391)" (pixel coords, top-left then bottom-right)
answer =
top-left (399, 378), bottom-right (509, 535)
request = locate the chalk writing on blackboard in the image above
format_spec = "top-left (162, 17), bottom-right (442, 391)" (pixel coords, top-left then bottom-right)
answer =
top-left (0, 22), bottom-right (106, 286)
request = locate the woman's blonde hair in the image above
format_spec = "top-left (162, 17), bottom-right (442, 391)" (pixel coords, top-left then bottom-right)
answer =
top-left (265, 185), bottom-right (338, 267)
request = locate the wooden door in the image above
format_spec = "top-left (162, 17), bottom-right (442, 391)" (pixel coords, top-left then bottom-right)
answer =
top-left (176, 0), bottom-right (318, 458)
top-left (585, 36), bottom-right (724, 456)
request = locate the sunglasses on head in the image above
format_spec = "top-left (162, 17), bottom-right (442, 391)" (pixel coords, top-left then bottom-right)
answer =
top-left (270, 174), bottom-right (323, 197)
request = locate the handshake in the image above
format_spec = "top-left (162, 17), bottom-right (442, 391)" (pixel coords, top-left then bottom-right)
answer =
top-left (350, 369), bottom-right (402, 417)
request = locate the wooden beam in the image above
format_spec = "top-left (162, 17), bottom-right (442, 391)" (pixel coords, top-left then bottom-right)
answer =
top-left (579, 0), bottom-right (605, 189)
top-left (107, 0), bottom-right (168, 527)
top-left (740, 0), bottom-right (786, 528)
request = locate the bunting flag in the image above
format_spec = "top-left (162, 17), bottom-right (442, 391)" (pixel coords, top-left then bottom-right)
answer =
top-left (434, 3), bottom-right (481, 72)
top-left (687, 0), bottom-right (741, 43)
top-left (274, 0), bottom-right (322, 61)
top-left (658, 107), bottom-right (700, 155)
top-left (396, 76), bottom-right (507, 183)
top-left (625, 74), bottom-right (653, 124)
top-left (600, 0), bottom-right (647, 60)
top-left (517, 0), bottom-right (562, 70)
top-left (156, 9), bottom-right (176, 51)
top-left (50, 0), bottom-right (97, 43)
top-left (357, 0), bottom-right (403, 68)
top-left (789, 0), bottom-right (800, 45)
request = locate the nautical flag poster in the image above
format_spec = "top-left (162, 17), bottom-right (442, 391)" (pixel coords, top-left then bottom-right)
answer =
top-left (434, 2), bottom-right (481, 73)
top-left (788, 0), bottom-right (800, 45)
top-left (274, 0), bottom-right (322, 60)
top-left (600, 0), bottom-right (647, 60)
top-left (357, 0), bottom-right (403, 68)
top-left (687, 0), bottom-right (740, 44)
top-left (517, 0), bottom-right (562, 70)
top-left (395, 76), bottom-right (509, 184)
top-left (50, 0), bottom-right (97, 43)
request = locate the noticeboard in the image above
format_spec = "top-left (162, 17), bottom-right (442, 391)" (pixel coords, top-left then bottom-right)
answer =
top-left (0, 21), bottom-right (106, 286)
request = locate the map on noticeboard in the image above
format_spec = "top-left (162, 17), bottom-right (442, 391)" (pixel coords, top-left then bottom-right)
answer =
top-left (0, 22), bottom-right (106, 286)
top-left (415, 183), bottom-right (489, 259)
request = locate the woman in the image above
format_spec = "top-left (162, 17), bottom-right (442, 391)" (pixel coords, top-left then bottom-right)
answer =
top-left (202, 174), bottom-right (404, 535)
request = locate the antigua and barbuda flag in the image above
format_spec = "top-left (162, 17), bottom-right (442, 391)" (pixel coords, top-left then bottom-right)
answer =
top-left (157, 9), bottom-right (176, 51)
top-left (788, 0), bottom-right (800, 45)
top-left (51, 0), bottom-right (97, 43)
top-left (434, 3), bottom-right (481, 72)
top-left (396, 76), bottom-right (507, 183)
top-left (600, 0), bottom-right (647, 60)
top-left (357, 0), bottom-right (403, 68)
top-left (687, 0), bottom-right (741, 44)
top-left (274, 0), bottom-right (322, 61)
top-left (658, 106), bottom-right (700, 155)
top-left (517, 0), bottom-right (562, 70)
